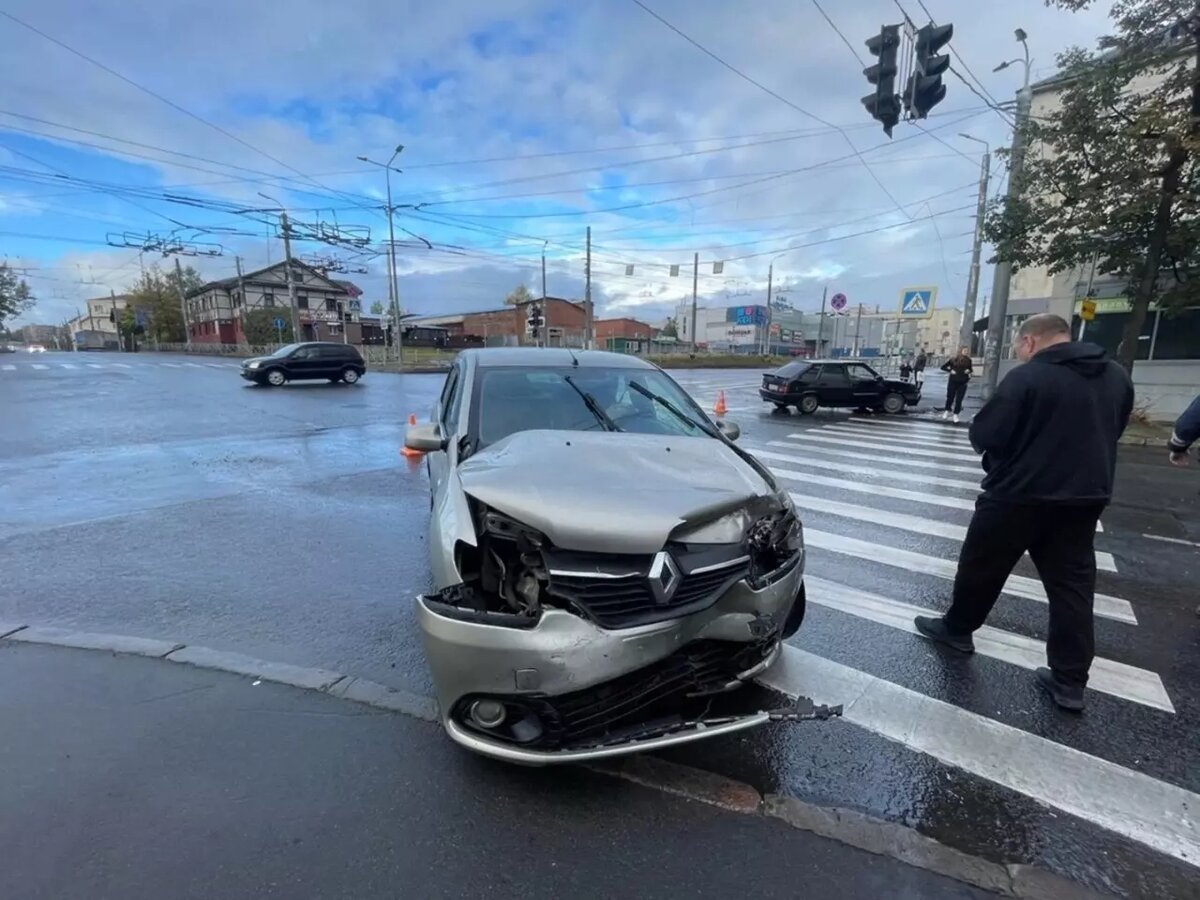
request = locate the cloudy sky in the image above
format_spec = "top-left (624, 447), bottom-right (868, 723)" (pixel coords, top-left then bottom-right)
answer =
top-left (1, 0), bottom-right (1113, 328)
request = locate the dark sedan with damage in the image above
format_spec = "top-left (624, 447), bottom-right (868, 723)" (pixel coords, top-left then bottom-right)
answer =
top-left (760, 359), bottom-right (921, 415)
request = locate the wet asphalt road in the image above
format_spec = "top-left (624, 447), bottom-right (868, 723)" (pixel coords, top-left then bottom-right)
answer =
top-left (1, 351), bottom-right (1198, 899)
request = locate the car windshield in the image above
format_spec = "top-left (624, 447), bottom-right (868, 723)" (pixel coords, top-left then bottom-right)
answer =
top-left (270, 343), bottom-right (304, 357)
top-left (473, 366), bottom-right (713, 448)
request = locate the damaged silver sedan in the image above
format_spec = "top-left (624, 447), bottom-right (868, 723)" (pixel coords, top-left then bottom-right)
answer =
top-left (405, 348), bottom-right (809, 764)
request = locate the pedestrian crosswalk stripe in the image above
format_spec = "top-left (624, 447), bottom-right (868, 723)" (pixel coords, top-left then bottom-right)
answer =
top-left (751, 445), bottom-right (981, 491)
top-left (161, 363), bottom-right (181, 368)
top-left (113, 363), bottom-right (131, 368)
top-left (791, 492), bottom-right (1118, 573)
top-left (819, 423), bottom-right (974, 449)
top-left (788, 431), bottom-right (979, 462)
top-left (59, 363), bottom-right (77, 369)
top-left (769, 467), bottom-right (976, 509)
top-left (205, 363), bottom-right (225, 368)
top-left (847, 417), bottom-right (974, 438)
top-left (768, 438), bottom-right (982, 476)
top-left (31, 363), bottom-right (48, 370)
top-left (1, 364), bottom-right (14, 371)
top-left (762, 647), bottom-right (1197, 866)
top-left (86, 363), bottom-right (104, 369)
top-left (182, 362), bottom-right (203, 367)
top-left (804, 529), bottom-right (1137, 624)
top-left (804, 577), bottom-right (1168, 711)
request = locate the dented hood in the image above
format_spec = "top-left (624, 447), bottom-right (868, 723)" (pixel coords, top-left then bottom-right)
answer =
top-left (456, 430), bottom-right (777, 554)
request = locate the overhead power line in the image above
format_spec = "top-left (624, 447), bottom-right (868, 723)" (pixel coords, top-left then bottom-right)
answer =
top-left (630, 0), bottom-right (911, 219)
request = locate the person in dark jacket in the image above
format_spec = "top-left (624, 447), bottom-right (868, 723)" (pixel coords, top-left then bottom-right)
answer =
top-left (1167, 394), bottom-right (1200, 466)
top-left (899, 360), bottom-right (913, 381)
top-left (914, 351), bottom-right (928, 386)
top-left (940, 347), bottom-right (973, 422)
top-left (914, 314), bottom-right (1134, 712)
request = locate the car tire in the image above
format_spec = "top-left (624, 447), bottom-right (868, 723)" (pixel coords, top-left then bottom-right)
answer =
top-left (340, 367), bottom-right (361, 384)
top-left (265, 368), bottom-right (287, 387)
top-left (881, 392), bottom-right (905, 414)
top-left (798, 395), bottom-right (819, 415)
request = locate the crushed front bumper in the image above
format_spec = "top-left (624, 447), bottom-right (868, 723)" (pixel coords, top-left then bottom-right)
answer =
top-left (416, 557), bottom-right (804, 764)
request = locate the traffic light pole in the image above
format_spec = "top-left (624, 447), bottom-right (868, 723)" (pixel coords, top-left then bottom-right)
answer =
top-left (960, 147), bottom-right (990, 353)
top-left (981, 74), bottom-right (1033, 401)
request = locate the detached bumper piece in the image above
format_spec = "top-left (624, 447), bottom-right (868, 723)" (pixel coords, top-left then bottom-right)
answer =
top-left (454, 636), bottom-right (778, 755)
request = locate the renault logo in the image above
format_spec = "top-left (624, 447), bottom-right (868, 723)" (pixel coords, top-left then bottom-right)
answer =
top-left (648, 551), bottom-right (681, 605)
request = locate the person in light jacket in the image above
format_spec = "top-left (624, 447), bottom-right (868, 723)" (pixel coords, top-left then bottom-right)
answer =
top-left (940, 347), bottom-right (973, 423)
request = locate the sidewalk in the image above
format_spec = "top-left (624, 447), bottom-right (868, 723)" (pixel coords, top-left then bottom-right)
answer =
top-left (0, 642), bottom-right (993, 900)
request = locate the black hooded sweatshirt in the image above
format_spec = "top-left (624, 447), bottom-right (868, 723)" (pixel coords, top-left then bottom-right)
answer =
top-left (969, 341), bottom-right (1134, 503)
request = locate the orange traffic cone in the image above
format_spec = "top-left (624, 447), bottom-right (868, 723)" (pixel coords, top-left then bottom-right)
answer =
top-left (401, 413), bottom-right (425, 458)
top-left (713, 391), bottom-right (727, 417)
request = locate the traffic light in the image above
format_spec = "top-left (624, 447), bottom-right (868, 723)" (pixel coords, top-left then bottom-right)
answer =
top-left (907, 23), bottom-right (953, 119)
top-left (862, 25), bottom-right (901, 137)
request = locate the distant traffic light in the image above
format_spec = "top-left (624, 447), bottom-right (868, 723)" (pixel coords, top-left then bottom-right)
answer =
top-left (907, 23), bottom-right (953, 119)
top-left (862, 25), bottom-right (902, 137)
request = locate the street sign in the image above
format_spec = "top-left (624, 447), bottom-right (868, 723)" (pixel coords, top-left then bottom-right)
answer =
top-left (830, 292), bottom-right (847, 311)
top-left (898, 287), bottom-right (937, 318)
top-left (1080, 299), bottom-right (1097, 321)
top-left (272, 317), bottom-right (285, 330)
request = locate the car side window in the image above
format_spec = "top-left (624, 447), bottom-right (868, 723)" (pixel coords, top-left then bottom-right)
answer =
top-left (847, 364), bottom-right (878, 382)
top-left (441, 366), bottom-right (465, 434)
top-left (797, 366), bottom-right (819, 383)
top-left (292, 347), bottom-right (316, 360)
top-left (818, 364), bottom-right (848, 386)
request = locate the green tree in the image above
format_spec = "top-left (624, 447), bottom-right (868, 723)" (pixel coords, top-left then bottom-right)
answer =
top-left (369, 300), bottom-right (385, 315)
top-left (0, 264), bottom-right (35, 329)
top-left (124, 264), bottom-right (205, 343)
top-left (984, 0), bottom-right (1200, 374)
top-left (660, 317), bottom-right (678, 338)
top-left (243, 307), bottom-right (294, 346)
top-left (505, 284), bottom-right (533, 306)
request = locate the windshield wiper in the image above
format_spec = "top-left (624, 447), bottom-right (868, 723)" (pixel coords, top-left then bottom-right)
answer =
top-left (562, 375), bottom-right (622, 432)
top-left (628, 381), bottom-right (715, 436)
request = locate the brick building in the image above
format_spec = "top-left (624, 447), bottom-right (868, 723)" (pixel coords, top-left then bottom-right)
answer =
top-left (595, 317), bottom-right (653, 353)
top-left (408, 297), bottom-right (591, 347)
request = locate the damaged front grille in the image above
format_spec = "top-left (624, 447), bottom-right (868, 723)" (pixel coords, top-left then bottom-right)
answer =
top-left (456, 636), bottom-right (777, 751)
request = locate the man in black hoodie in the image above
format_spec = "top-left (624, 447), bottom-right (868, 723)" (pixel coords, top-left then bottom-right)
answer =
top-left (914, 314), bottom-right (1134, 711)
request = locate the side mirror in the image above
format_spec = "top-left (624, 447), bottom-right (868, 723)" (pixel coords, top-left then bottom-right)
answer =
top-left (406, 421), bottom-right (447, 452)
top-left (716, 420), bottom-right (741, 442)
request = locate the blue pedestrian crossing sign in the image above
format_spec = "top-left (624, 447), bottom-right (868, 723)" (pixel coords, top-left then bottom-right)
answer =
top-left (898, 287), bottom-right (937, 318)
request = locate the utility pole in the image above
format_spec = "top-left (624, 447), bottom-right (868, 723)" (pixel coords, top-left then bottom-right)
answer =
top-left (110, 288), bottom-right (122, 352)
top-left (541, 242), bottom-right (548, 348)
top-left (235, 256), bottom-right (246, 344)
top-left (357, 146), bottom-right (405, 362)
top-left (816, 286), bottom-right (828, 355)
top-left (764, 263), bottom-right (774, 355)
top-left (690, 252), bottom-right (699, 354)
top-left (959, 136), bottom-right (991, 353)
top-left (279, 212), bottom-right (301, 342)
top-left (982, 31), bottom-right (1033, 400)
top-left (174, 257), bottom-right (193, 352)
top-left (854, 304), bottom-right (863, 355)
top-left (584, 226), bottom-right (593, 349)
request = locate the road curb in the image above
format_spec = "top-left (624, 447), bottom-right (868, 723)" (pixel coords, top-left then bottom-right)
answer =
top-left (0, 625), bottom-right (1114, 898)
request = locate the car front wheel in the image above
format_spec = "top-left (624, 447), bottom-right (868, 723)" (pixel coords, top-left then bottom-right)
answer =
top-left (881, 392), bottom-right (905, 414)
top-left (265, 368), bottom-right (287, 387)
top-left (341, 367), bottom-right (361, 384)
top-left (798, 394), bottom-right (819, 415)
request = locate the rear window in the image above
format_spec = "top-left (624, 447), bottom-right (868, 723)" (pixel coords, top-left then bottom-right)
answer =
top-left (773, 361), bottom-right (811, 379)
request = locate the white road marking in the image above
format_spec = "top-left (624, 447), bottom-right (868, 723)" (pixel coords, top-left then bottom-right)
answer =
top-left (31, 363), bottom-right (48, 370)
top-left (748, 445), bottom-right (981, 491)
top-left (59, 363), bottom-right (78, 369)
top-left (820, 423), bottom-right (974, 449)
top-left (761, 647), bottom-right (1198, 866)
top-left (86, 363), bottom-right (104, 369)
top-left (1143, 533), bottom-right (1200, 549)
top-left (1, 364), bottom-right (15, 371)
top-left (846, 417), bottom-right (974, 438)
top-left (804, 529), bottom-right (1137, 624)
top-left (160, 363), bottom-right (181, 368)
top-left (787, 431), bottom-right (979, 462)
top-left (112, 363), bottom-right (132, 369)
top-left (804, 576), bottom-right (1170, 712)
top-left (769, 468), bottom-right (976, 510)
top-left (768, 439), bottom-right (982, 476)
top-left (205, 363), bottom-right (225, 368)
top-left (182, 362), bottom-right (203, 367)
top-left (791, 492), bottom-right (1118, 573)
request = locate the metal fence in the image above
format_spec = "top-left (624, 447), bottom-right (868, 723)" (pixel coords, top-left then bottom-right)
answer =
top-left (152, 342), bottom-right (455, 366)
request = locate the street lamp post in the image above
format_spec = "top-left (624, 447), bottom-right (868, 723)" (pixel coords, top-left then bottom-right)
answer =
top-left (358, 146), bottom-right (405, 363)
top-left (982, 29), bottom-right (1033, 401)
top-left (258, 192), bottom-right (301, 342)
top-left (763, 251), bottom-right (790, 356)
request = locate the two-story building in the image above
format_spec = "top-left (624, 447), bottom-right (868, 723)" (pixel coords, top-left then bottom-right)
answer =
top-left (406, 297), bottom-right (592, 347)
top-left (185, 261), bottom-right (363, 344)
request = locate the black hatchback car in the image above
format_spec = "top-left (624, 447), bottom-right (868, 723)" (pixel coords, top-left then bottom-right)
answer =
top-left (240, 342), bottom-right (367, 387)
top-left (760, 359), bottom-right (920, 415)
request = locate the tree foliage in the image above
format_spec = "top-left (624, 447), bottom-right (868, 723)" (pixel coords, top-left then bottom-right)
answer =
top-left (660, 317), bottom-right (678, 338)
top-left (123, 264), bottom-right (204, 343)
top-left (242, 307), bottom-right (294, 346)
top-left (984, 0), bottom-right (1200, 372)
top-left (0, 264), bottom-right (35, 328)
top-left (505, 284), bottom-right (533, 306)
top-left (369, 300), bottom-right (385, 315)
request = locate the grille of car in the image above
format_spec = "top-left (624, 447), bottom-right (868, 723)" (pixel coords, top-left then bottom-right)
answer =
top-left (547, 558), bottom-right (750, 629)
top-left (527, 636), bottom-right (777, 750)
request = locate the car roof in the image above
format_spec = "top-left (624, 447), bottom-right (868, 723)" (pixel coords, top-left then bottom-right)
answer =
top-left (786, 358), bottom-right (876, 365)
top-left (297, 341), bottom-right (356, 348)
top-left (462, 347), bottom-right (657, 370)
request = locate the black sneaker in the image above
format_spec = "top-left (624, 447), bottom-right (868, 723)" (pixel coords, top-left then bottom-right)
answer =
top-left (913, 615), bottom-right (975, 653)
top-left (1035, 667), bottom-right (1085, 712)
